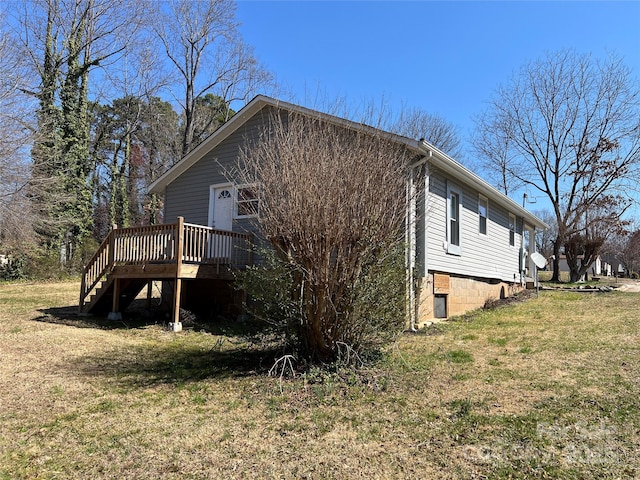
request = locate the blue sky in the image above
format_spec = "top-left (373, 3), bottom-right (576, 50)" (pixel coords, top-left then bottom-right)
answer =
top-left (236, 1), bottom-right (640, 155)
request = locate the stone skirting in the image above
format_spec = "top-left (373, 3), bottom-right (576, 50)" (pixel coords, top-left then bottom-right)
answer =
top-left (416, 272), bottom-right (523, 325)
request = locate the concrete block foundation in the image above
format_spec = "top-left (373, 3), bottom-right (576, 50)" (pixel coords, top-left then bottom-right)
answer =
top-left (417, 272), bottom-right (522, 326)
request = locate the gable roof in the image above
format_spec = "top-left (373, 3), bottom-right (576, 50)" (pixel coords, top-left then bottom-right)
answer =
top-left (148, 95), bottom-right (421, 194)
top-left (149, 95), bottom-right (546, 230)
top-left (422, 140), bottom-right (547, 229)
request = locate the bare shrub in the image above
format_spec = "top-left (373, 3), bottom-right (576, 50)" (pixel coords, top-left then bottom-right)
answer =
top-left (238, 109), bottom-right (412, 362)
top-left (483, 297), bottom-right (500, 310)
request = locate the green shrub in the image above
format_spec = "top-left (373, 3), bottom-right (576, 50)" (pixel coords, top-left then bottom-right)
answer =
top-left (236, 245), bottom-right (407, 364)
top-left (235, 248), bottom-right (300, 336)
top-left (24, 251), bottom-right (69, 280)
top-left (347, 244), bottom-right (406, 356)
top-left (64, 236), bottom-right (100, 275)
top-left (0, 236), bottom-right (100, 281)
top-left (0, 255), bottom-right (28, 281)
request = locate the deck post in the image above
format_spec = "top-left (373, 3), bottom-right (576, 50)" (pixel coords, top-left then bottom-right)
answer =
top-left (108, 277), bottom-right (122, 321)
top-left (170, 278), bottom-right (183, 332)
top-left (169, 217), bottom-right (185, 332)
top-left (108, 224), bottom-right (117, 267)
top-left (146, 281), bottom-right (153, 310)
top-left (79, 273), bottom-right (87, 313)
top-left (176, 217), bottom-right (184, 278)
top-left (108, 226), bottom-right (121, 321)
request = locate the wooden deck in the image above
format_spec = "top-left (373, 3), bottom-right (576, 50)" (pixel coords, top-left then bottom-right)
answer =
top-left (79, 217), bottom-right (253, 326)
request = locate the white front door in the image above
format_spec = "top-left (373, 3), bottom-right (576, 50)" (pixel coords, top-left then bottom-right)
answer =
top-left (210, 185), bottom-right (233, 230)
top-left (208, 185), bottom-right (234, 259)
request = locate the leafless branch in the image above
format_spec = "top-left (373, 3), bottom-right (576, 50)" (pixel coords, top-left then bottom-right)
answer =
top-left (238, 107), bottom-right (413, 361)
top-left (473, 50), bottom-right (640, 281)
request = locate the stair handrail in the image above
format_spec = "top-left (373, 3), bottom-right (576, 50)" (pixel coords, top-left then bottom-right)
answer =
top-left (79, 228), bottom-right (116, 311)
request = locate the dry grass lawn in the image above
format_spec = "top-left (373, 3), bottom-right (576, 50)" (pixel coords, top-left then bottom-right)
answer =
top-left (0, 281), bottom-right (638, 479)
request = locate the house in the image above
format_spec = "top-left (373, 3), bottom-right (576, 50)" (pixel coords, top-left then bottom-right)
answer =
top-left (599, 253), bottom-right (625, 276)
top-left (592, 255), bottom-right (613, 277)
top-left (81, 95), bottom-right (546, 329)
top-left (554, 254), bottom-right (620, 280)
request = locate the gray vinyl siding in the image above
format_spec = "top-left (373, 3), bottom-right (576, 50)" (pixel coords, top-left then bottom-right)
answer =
top-left (425, 168), bottom-right (522, 283)
top-left (163, 107), bottom-right (276, 237)
top-left (162, 104), bottom-right (527, 283)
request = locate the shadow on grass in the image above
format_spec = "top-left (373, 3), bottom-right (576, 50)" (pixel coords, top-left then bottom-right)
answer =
top-left (75, 340), bottom-right (285, 385)
top-left (34, 304), bottom-right (165, 330)
top-left (37, 301), bottom-right (287, 382)
top-left (34, 299), bottom-right (269, 336)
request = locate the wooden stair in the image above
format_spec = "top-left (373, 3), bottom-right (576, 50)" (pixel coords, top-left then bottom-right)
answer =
top-left (83, 274), bottom-right (149, 315)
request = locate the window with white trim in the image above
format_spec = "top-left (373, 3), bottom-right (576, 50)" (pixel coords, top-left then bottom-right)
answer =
top-left (509, 213), bottom-right (516, 246)
top-left (478, 195), bottom-right (488, 235)
top-left (235, 184), bottom-right (259, 218)
top-left (446, 183), bottom-right (462, 255)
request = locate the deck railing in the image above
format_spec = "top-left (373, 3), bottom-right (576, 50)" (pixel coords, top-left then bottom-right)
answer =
top-left (79, 217), bottom-right (253, 311)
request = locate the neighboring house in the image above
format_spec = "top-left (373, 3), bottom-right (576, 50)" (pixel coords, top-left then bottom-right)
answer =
top-left (600, 253), bottom-right (626, 276)
top-left (144, 95), bottom-right (546, 327)
top-left (592, 256), bottom-right (612, 277)
top-left (555, 254), bottom-right (619, 280)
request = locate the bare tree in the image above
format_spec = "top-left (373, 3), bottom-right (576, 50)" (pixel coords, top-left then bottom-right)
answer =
top-left (0, 16), bottom-right (39, 254)
top-left (89, 95), bottom-right (180, 234)
top-left (533, 209), bottom-right (557, 260)
top-left (620, 230), bottom-right (640, 276)
top-left (473, 50), bottom-right (640, 281)
top-left (16, 0), bottom-right (144, 260)
top-left (602, 223), bottom-right (640, 277)
top-left (238, 110), bottom-right (412, 362)
top-left (472, 114), bottom-right (523, 195)
top-left (564, 203), bottom-right (629, 282)
top-left (392, 107), bottom-right (463, 159)
top-left (151, 0), bottom-right (273, 155)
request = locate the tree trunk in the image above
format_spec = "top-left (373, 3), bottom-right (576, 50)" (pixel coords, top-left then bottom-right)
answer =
top-left (569, 263), bottom-right (590, 283)
top-left (182, 80), bottom-right (195, 155)
top-left (303, 281), bottom-right (333, 362)
top-left (551, 236), bottom-right (562, 282)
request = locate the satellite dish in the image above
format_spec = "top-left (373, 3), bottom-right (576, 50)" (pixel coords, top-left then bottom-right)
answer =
top-left (530, 252), bottom-right (547, 269)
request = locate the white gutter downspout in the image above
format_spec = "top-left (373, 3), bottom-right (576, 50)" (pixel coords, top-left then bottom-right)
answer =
top-left (520, 216), bottom-right (526, 287)
top-left (406, 152), bottom-right (430, 332)
top-left (406, 165), bottom-right (417, 332)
